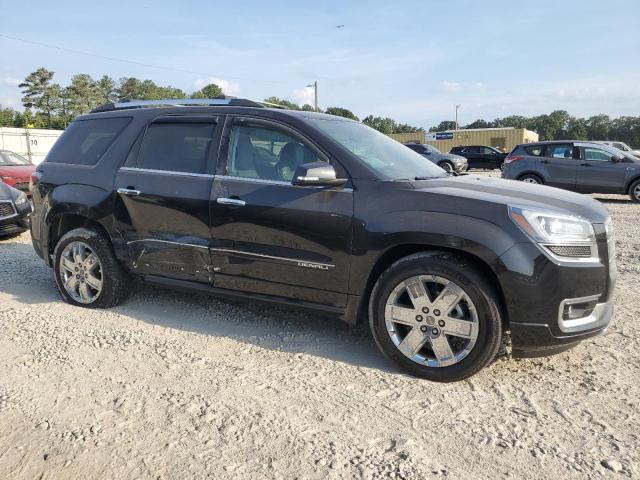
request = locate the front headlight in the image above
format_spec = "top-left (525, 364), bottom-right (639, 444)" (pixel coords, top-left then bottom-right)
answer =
top-left (15, 192), bottom-right (29, 207)
top-left (509, 206), bottom-right (598, 261)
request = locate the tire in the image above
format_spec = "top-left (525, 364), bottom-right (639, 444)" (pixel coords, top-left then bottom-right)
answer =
top-left (53, 227), bottom-right (129, 309)
top-left (439, 161), bottom-right (454, 173)
top-left (629, 179), bottom-right (640, 203)
top-left (518, 173), bottom-right (543, 185)
top-left (369, 252), bottom-right (502, 382)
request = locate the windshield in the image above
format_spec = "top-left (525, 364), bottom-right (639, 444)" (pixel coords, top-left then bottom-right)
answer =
top-left (0, 151), bottom-right (31, 166)
top-left (425, 145), bottom-right (441, 154)
top-left (306, 118), bottom-right (446, 180)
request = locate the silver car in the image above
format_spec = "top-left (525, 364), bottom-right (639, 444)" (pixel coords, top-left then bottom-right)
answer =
top-left (404, 143), bottom-right (468, 173)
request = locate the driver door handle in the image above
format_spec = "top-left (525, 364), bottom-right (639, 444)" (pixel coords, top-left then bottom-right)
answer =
top-left (117, 187), bottom-right (141, 196)
top-left (217, 197), bottom-right (246, 207)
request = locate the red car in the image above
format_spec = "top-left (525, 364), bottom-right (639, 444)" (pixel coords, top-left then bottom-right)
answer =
top-left (0, 150), bottom-right (35, 197)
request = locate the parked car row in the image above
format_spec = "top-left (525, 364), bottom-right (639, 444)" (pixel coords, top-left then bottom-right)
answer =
top-left (26, 98), bottom-right (616, 382)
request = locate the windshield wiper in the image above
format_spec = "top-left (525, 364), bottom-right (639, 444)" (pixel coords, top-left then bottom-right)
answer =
top-left (414, 175), bottom-right (447, 180)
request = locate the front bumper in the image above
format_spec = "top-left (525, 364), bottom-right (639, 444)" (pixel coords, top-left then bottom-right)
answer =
top-left (497, 222), bottom-right (615, 357)
top-left (0, 200), bottom-right (32, 237)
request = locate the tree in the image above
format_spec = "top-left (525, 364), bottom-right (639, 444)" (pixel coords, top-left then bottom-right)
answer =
top-left (19, 67), bottom-right (58, 127)
top-left (96, 75), bottom-right (117, 104)
top-left (67, 74), bottom-right (100, 116)
top-left (301, 104), bottom-right (315, 111)
top-left (466, 119), bottom-right (489, 129)
top-left (362, 115), bottom-right (395, 134)
top-left (190, 83), bottom-right (224, 99)
top-left (585, 114), bottom-right (611, 140)
top-left (117, 77), bottom-right (187, 101)
top-left (325, 107), bottom-right (359, 121)
top-left (492, 115), bottom-right (529, 129)
top-left (429, 121), bottom-right (456, 132)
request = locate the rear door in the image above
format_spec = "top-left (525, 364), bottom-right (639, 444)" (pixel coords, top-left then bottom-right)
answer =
top-left (209, 116), bottom-right (354, 308)
top-left (113, 115), bottom-right (221, 283)
top-left (461, 146), bottom-right (481, 168)
top-left (479, 146), bottom-right (500, 169)
top-left (538, 143), bottom-right (578, 190)
top-left (575, 144), bottom-right (627, 194)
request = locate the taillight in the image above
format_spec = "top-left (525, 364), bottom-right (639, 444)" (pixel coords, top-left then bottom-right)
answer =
top-left (504, 155), bottom-right (524, 164)
top-left (29, 171), bottom-right (42, 192)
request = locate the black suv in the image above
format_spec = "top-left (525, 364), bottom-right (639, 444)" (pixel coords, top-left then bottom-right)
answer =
top-left (502, 141), bottom-right (640, 202)
top-left (30, 99), bottom-right (616, 381)
top-left (450, 145), bottom-right (506, 170)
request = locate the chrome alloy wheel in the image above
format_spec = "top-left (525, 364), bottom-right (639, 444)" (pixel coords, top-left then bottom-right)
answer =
top-left (522, 177), bottom-right (538, 184)
top-left (634, 183), bottom-right (640, 201)
top-left (384, 275), bottom-right (479, 367)
top-left (59, 241), bottom-right (103, 304)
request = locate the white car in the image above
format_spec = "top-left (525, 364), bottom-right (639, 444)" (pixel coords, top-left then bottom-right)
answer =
top-left (597, 141), bottom-right (640, 157)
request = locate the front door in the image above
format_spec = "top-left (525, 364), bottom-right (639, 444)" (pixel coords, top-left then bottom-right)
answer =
top-left (209, 116), bottom-right (353, 308)
top-left (575, 144), bottom-right (627, 194)
top-left (539, 143), bottom-right (578, 190)
top-left (113, 116), bottom-right (221, 283)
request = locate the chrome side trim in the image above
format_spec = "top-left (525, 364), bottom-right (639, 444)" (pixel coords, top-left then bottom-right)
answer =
top-left (211, 247), bottom-right (334, 269)
top-left (119, 167), bottom-right (214, 178)
top-left (216, 175), bottom-right (354, 192)
top-left (126, 239), bottom-right (209, 250)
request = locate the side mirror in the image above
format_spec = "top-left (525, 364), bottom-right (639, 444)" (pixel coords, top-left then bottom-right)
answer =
top-left (292, 161), bottom-right (347, 187)
top-left (611, 156), bottom-right (620, 163)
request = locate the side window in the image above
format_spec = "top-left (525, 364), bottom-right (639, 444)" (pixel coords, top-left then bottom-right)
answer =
top-left (227, 123), bottom-right (322, 182)
top-left (136, 122), bottom-right (216, 174)
top-left (584, 147), bottom-right (613, 162)
top-left (481, 147), bottom-right (496, 155)
top-left (523, 145), bottom-right (545, 156)
top-left (46, 117), bottom-right (131, 165)
top-left (613, 142), bottom-right (628, 151)
top-left (546, 144), bottom-right (573, 159)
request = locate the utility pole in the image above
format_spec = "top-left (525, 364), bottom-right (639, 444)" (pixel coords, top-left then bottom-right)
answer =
top-left (307, 81), bottom-right (318, 112)
top-left (455, 104), bottom-right (461, 132)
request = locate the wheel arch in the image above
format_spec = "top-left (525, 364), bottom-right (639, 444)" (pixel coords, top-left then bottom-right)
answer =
top-left (354, 244), bottom-right (508, 329)
top-left (625, 175), bottom-right (640, 194)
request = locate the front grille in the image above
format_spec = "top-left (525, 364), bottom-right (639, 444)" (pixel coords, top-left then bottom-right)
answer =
top-left (0, 201), bottom-right (15, 219)
top-left (547, 245), bottom-right (592, 257)
top-left (13, 182), bottom-right (29, 193)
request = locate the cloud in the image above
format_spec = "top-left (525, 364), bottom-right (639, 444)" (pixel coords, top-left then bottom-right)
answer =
top-left (292, 86), bottom-right (315, 107)
top-left (1, 77), bottom-right (21, 87)
top-left (193, 77), bottom-right (240, 96)
top-left (442, 81), bottom-right (461, 93)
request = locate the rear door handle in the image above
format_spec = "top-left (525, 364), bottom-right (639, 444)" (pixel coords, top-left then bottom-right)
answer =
top-left (217, 197), bottom-right (246, 207)
top-left (117, 188), bottom-right (141, 196)
top-left (579, 162), bottom-right (591, 167)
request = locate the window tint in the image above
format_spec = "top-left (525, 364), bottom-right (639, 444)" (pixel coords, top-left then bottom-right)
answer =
top-left (584, 147), bottom-right (613, 162)
top-left (546, 144), bottom-right (573, 159)
top-left (228, 123), bottom-right (321, 182)
top-left (464, 146), bottom-right (479, 153)
top-left (405, 144), bottom-right (423, 153)
top-left (136, 122), bottom-right (216, 174)
top-left (481, 147), bottom-right (496, 155)
top-left (523, 145), bottom-right (545, 156)
top-left (613, 142), bottom-right (629, 151)
top-left (46, 117), bottom-right (131, 165)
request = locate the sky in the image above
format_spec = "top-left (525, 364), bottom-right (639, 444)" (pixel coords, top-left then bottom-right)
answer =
top-left (1, 0), bottom-right (639, 129)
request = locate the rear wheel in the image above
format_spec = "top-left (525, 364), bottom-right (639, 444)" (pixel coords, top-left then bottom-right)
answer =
top-left (53, 228), bottom-right (129, 308)
top-left (439, 161), bottom-right (454, 173)
top-left (518, 173), bottom-right (543, 185)
top-left (369, 252), bottom-right (503, 382)
top-left (629, 179), bottom-right (640, 203)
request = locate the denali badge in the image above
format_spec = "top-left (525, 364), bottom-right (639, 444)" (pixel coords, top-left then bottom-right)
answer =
top-left (297, 261), bottom-right (331, 270)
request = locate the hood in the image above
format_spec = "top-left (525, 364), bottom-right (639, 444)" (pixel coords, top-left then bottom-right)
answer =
top-left (0, 164), bottom-right (35, 180)
top-left (435, 153), bottom-right (467, 163)
top-left (0, 181), bottom-right (16, 200)
top-left (410, 174), bottom-right (609, 223)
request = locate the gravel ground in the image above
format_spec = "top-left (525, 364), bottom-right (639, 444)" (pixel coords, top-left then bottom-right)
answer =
top-left (0, 177), bottom-right (638, 479)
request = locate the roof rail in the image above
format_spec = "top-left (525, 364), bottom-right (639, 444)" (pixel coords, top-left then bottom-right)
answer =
top-left (90, 97), bottom-right (265, 113)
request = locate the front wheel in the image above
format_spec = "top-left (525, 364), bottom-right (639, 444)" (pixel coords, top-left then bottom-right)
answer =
top-left (369, 252), bottom-right (503, 382)
top-left (519, 174), bottom-right (543, 185)
top-left (629, 179), bottom-right (640, 203)
top-left (53, 227), bottom-right (129, 308)
top-left (439, 161), bottom-right (454, 173)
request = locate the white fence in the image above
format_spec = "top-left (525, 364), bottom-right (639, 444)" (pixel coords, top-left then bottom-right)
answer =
top-left (0, 127), bottom-right (63, 165)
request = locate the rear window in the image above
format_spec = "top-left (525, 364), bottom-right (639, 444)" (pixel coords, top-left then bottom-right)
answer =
top-left (523, 145), bottom-right (545, 156)
top-left (46, 117), bottom-right (131, 165)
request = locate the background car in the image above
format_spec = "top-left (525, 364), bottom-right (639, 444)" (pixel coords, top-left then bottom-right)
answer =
top-left (403, 143), bottom-right (467, 173)
top-left (449, 145), bottom-right (506, 170)
top-left (596, 141), bottom-right (640, 158)
top-left (502, 140), bottom-right (640, 202)
top-left (0, 182), bottom-right (32, 239)
top-left (0, 150), bottom-right (36, 197)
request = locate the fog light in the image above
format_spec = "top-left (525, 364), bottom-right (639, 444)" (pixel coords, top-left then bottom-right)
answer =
top-left (562, 299), bottom-right (598, 320)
